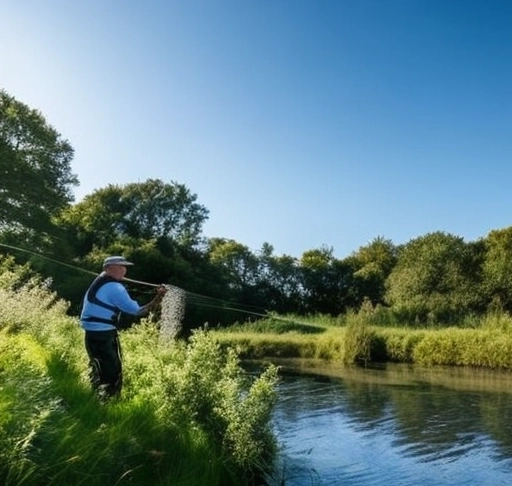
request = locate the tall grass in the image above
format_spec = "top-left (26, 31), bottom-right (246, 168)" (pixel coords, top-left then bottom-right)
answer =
top-left (0, 259), bottom-right (278, 486)
top-left (213, 305), bottom-right (512, 370)
top-left (342, 310), bottom-right (374, 366)
top-left (213, 316), bottom-right (345, 361)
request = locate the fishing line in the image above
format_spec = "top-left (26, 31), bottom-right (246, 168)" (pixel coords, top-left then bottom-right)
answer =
top-left (120, 276), bottom-right (269, 317)
top-left (0, 242), bottom-right (270, 319)
top-left (123, 275), bottom-right (269, 317)
top-left (185, 290), bottom-right (269, 317)
top-left (0, 242), bottom-right (98, 277)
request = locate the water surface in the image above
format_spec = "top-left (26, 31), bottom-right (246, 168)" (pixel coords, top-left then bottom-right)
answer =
top-left (265, 360), bottom-right (512, 486)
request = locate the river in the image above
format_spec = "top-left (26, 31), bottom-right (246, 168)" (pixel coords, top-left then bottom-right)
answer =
top-left (262, 360), bottom-right (512, 486)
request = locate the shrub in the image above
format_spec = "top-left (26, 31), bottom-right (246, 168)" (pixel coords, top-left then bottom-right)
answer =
top-left (123, 326), bottom-right (278, 474)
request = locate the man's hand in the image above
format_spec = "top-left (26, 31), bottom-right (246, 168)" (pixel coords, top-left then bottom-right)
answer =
top-left (139, 285), bottom-right (168, 316)
top-left (154, 285), bottom-right (168, 302)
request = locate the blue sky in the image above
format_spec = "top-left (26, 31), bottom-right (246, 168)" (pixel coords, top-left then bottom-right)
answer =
top-left (2, 0), bottom-right (511, 258)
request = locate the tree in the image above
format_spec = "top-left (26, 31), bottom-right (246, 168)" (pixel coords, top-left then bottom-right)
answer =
top-left (256, 243), bottom-right (303, 313)
top-left (48, 179), bottom-right (209, 315)
top-left (300, 246), bottom-right (355, 315)
top-left (350, 237), bottom-right (397, 306)
top-left (481, 227), bottom-right (512, 312)
top-left (0, 90), bottom-right (77, 239)
top-left (208, 238), bottom-right (259, 293)
top-left (55, 179), bottom-right (209, 254)
top-left (385, 232), bottom-right (480, 323)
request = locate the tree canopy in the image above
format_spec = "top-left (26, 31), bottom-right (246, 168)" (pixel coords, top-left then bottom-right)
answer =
top-left (385, 232), bottom-right (481, 323)
top-left (0, 90), bottom-right (78, 237)
top-left (56, 179), bottom-right (209, 254)
top-left (482, 227), bottom-right (512, 312)
top-left (351, 237), bottom-right (397, 306)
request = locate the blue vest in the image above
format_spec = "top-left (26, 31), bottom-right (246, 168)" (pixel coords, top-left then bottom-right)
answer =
top-left (82, 275), bottom-right (120, 326)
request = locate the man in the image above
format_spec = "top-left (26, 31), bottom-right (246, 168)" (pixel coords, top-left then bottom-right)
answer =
top-left (80, 255), bottom-right (167, 399)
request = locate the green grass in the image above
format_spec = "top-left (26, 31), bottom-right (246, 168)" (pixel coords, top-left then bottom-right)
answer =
top-left (0, 333), bottom-right (223, 486)
top-left (214, 324), bottom-right (345, 361)
top-left (0, 264), bottom-right (278, 486)
top-left (213, 310), bottom-right (512, 370)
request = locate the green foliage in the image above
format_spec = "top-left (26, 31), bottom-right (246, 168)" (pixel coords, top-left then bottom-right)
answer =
top-left (208, 239), bottom-right (259, 289)
top-left (385, 232), bottom-right (482, 324)
top-left (225, 317), bottom-right (326, 335)
top-left (214, 333), bottom-right (331, 360)
top-left (0, 255), bottom-right (35, 289)
top-left (256, 245), bottom-right (303, 314)
top-left (215, 316), bottom-right (348, 360)
top-left (0, 334), bottom-right (53, 486)
top-left (0, 90), bottom-right (77, 237)
top-left (478, 311), bottom-right (512, 332)
top-left (55, 179), bottom-right (208, 253)
top-left (122, 326), bottom-right (278, 475)
top-left (379, 328), bottom-right (426, 362)
top-left (350, 236), bottom-right (397, 306)
top-left (342, 309), bottom-right (375, 366)
top-left (46, 179), bottom-right (212, 315)
top-left (300, 246), bottom-right (357, 315)
top-left (412, 328), bottom-right (512, 368)
top-left (482, 227), bottom-right (512, 312)
top-left (215, 311), bottom-right (512, 370)
top-left (0, 330), bottom-right (220, 486)
top-left (0, 256), bottom-right (71, 336)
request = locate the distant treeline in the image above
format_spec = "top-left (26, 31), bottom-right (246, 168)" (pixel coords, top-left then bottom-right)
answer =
top-left (2, 89), bottom-right (512, 329)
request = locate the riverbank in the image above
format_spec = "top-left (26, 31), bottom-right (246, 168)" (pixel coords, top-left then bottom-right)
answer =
top-left (251, 358), bottom-right (512, 393)
top-left (211, 313), bottom-right (512, 370)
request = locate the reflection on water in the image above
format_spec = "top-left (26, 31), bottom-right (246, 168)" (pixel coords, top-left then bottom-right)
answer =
top-left (264, 360), bottom-right (512, 486)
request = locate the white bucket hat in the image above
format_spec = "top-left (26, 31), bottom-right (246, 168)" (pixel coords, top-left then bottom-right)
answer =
top-left (103, 256), bottom-right (134, 267)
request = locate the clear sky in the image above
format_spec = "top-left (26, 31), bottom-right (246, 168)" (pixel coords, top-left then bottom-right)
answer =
top-left (2, 0), bottom-right (511, 259)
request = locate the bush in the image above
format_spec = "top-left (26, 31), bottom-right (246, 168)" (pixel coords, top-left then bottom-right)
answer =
top-left (123, 326), bottom-right (278, 473)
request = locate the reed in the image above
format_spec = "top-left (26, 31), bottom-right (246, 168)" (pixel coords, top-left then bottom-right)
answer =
top-left (411, 328), bottom-right (512, 368)
top-left (213, 311), bottom-right (512, 370)
top-left (342, 312), bottom-right (374, 366)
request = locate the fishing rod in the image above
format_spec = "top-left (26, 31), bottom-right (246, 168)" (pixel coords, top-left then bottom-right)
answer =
top-left (123, 277), bottom-right (161, 288)
top-left (0, 242), bottom-right (168, 288)
top-left (0, 242), bottom-right (98, 277)
top-left (0, 242), bottom-right (273, 318)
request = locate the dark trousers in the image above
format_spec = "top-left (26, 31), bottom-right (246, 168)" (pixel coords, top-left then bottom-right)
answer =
top-left (84, 330), bottom-right (122, 398)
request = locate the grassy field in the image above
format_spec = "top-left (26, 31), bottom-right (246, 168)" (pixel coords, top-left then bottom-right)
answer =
top-left (0, 266), bottom-right (278, 486)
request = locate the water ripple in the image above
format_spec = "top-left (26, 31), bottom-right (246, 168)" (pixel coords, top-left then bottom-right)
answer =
top-left (267, 367), bottom-right (512, 486)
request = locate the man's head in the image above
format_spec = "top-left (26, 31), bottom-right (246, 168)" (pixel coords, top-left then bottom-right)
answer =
top-left (102, 256), bottom-right (133, 279)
